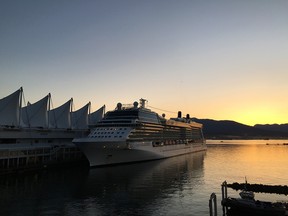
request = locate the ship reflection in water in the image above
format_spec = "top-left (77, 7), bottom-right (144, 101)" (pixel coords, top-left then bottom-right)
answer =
top-left (2, 142), bottom-right (288, 215)
top-left (0, 151), bottom-right (206, 216)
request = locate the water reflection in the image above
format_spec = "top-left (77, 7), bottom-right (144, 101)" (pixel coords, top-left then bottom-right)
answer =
top-left (206, 142), bottom-right (288, 216)
top-left (0, 151), bottom-right (206, 216)
top-left (68, 151), bottom-right (206, 216)
top-left (2, 141), bottom-right (287, 216)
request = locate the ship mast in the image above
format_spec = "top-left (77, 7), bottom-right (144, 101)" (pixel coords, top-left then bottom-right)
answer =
top-left (139, 98), bottom-right (147, 108)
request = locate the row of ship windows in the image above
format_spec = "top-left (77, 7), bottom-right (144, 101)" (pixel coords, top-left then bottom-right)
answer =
top-left (91, 131), bottom-right (125, 135)
top-left (152, 140), bottom-right (188, 145)
top-left (152, 139), bottom-right (202, 146)
top-left (94, 128), bottom-right (128, 131)
top-left (90, 135), bottom-right (123, 138)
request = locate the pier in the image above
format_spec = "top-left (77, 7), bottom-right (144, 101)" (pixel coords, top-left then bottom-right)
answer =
top-left (227, 182), bottom-right (288, 195)
top-left (215, 181), bottom-right (288, 216)
top-left (0, 145), bottom-right (86, 175)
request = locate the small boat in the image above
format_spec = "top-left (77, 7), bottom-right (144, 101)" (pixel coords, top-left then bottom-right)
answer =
top-left (222, 196), bottom-right (287, 216)
top-left (239, 190), bottom-right (255, 200)
top-left (222, 180), bottom-right (288, 216)
top-left (239, 178), bottom-right (255, 200)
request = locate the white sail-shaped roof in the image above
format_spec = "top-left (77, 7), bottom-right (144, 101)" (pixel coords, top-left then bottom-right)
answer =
top-left (71, 102), bottom-right (90, 129)
top-left (21, 94), bottom-right (50, 128)
top-left (48, 99), bottom-right (72, 129)
top-left (0, 88), bottom-right (22, 126)
top-left (89, 105), bottom-right (105, 125)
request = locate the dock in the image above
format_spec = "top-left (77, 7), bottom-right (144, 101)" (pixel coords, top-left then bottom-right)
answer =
top-left (226, 182), bottom-right (288, 195)
top-left (209, 181), bottom-right (288, 216)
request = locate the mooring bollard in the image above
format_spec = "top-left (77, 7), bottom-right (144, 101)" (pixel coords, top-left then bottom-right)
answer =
top-left (209, 192), bottom-right (217, 216)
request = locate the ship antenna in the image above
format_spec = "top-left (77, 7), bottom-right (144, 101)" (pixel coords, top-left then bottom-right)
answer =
top-left (139, 98), bottom-right (147, 108)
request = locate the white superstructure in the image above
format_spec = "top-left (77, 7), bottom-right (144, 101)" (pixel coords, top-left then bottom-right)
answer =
top-left (73, 99), bottom-right (206, 167)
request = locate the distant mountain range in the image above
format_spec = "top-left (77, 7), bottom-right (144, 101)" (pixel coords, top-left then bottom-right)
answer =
top-left (254, 123), bottom-right (288, 133)
top-left (192, 118), bottom-right (288, 139)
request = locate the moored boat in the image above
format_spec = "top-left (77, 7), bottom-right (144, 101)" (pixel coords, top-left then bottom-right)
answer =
top-left (222, 197), bottom-right (287, 216)
top-left (73, 99), bottom-right (206, 167)
top-left (221, 181), bottom-right (288, 216)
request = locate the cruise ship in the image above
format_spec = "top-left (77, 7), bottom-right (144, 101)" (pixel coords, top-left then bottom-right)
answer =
top-left (0, 88), bottom-right (104, 174)
top-left (73, 99), bottom-right (206, 167)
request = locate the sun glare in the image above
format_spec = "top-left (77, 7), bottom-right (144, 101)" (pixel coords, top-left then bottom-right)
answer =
top-left (233, 108), bottom-right (288, 126)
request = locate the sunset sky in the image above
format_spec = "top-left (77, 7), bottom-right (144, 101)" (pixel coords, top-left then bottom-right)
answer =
top-left (1, 0), bottom-right (288, 126)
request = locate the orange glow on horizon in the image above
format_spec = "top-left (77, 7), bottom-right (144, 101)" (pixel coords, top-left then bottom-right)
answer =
top-left (228, 104), bottom-right (288, 126)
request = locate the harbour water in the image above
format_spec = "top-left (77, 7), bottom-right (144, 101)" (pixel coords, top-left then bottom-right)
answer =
top-left (1, 140), bottom-right (288, 216)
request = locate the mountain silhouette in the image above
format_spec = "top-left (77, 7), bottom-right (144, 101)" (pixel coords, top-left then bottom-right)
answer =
top-left (254, 124), bottom-right (288, 133)
top-left (192, 118), bottom-right (288, 139)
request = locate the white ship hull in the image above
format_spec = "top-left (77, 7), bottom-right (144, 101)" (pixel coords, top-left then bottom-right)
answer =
top-left (74, 99), bottom-right (207, 167)
top-left (75, 140), bottom-right (207, 167)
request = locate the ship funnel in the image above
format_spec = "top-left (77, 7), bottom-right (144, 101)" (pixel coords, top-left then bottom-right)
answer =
top-left (186, 114), bottom-right (190, 119)
top-left (178, 111), bottom-right (182, 118)
top-left (133, 101), bottom-right (138, 108)
top-left (117, 103), bottom-right (122, 110)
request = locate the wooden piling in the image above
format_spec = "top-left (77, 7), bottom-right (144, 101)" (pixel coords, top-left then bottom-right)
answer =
top-left (221, 181), bottom-right (228, 214)
top-left (209, 192), bottom-right (217, 216)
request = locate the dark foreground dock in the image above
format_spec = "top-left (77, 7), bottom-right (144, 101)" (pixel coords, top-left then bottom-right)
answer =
top-left (210, 181), bottom-right (288, 216)
top-left (227, 182), bottom-right (288, 195)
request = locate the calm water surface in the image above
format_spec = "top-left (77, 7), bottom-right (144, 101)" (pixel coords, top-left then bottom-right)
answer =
top-left (1, 140), bottom-right (288, 216)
